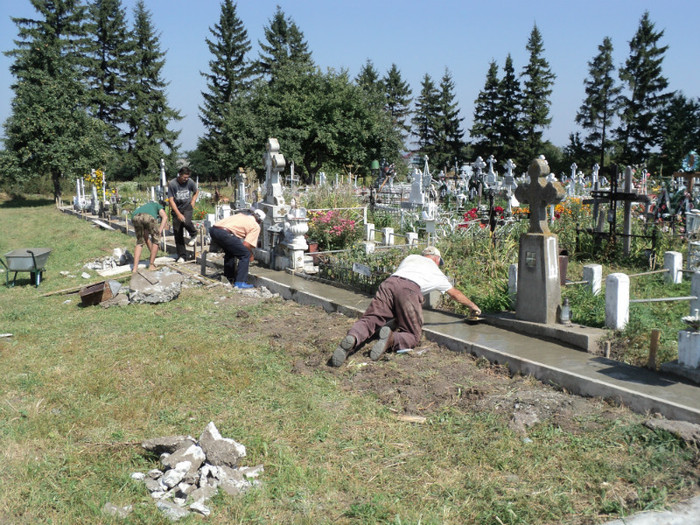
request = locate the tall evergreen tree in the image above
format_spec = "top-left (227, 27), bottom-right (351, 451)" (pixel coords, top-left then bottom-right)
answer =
top-left (3, 0), bottom-right (108, 199)
top-left (657, 93), bottom-right (700, 171)
top-left (520, 24), bottom-right (556, 163)
top-left (575, 37), bottom-right (620, 169)
top-left (431, 69), bottom-right (464, 169)
top-left (356, 59), bottom-right (381, 92)
top-left (355, 59), bottom-right (384, 114)
top-left (382, 63), bottom-right (412, 144)
top-left (497, 54), bottom-right (522, 164)
top-left (256, 6), bottom-right (313, 82)
top-left (471, 60), bottom-right (501, 159)
top-left (616, 11), bottom-right (671, 165)
top-left (198, 0), bottom-right (254, 179)
top-left (411, 74), bottom-right (439, 158)
top-left (125, 0), bottom-right (181, 179)
top-left (83, 0), bottom-right (134, 151)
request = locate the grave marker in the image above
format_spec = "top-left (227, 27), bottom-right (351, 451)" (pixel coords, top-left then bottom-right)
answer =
top-left (513, 157), bottom-right (565, 324)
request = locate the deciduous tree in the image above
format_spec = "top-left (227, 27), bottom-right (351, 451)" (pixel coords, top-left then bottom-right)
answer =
top-left (3, 0), bottom-right (108, 199)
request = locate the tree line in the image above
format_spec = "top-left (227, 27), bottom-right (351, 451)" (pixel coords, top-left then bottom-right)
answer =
top-left (2, 1), bottom-right (698, 198)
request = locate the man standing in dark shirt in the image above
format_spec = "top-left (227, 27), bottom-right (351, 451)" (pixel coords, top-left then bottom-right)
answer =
top-left (167, 166), bottom-right (199, 262)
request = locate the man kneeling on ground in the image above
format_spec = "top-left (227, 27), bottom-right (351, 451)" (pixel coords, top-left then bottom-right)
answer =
top-left (331, 246), bottom-right (481, 366)
top-left (209, 208), bottom-right (266, 289)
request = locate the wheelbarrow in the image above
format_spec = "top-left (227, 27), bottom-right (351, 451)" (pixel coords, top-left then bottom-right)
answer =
top-left (0, 248), bottom-right (52, 287)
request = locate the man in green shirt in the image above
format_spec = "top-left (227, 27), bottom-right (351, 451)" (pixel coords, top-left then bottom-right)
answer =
top-left (131, 201), bottom-right (168, 273)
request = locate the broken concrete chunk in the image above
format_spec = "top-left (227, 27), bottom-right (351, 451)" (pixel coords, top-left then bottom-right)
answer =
top-left (239, 464), bottom-right (264, 479)
top-left (102, 502), bottom-right (133, 518)
top-left (130, 472), bottom-right (145, 481)
top-left (148, 468), bottom-right (164, 479)
top-left (644, 419), bottom-right (700, 446)
top-left (156, 500), bottom-right (189, 521)
top-left (142, 436), bottom-right (196, 455)
top-left (129, 269), bottom-right (184, 304)
top-left (161, 444), bottom-right (205, 475)
top-left (219, 477), bottom-right (252, 496)
top-left (162, 464), bottom-right (189, 488)
top-left (198, 422), bottom-right (246, 468)
top-left (144, 478), bottom-right (165, 493)
top-left (189, 484), bottom-right (218, 505)
top-left (189, 501), bottom-right (211, 516)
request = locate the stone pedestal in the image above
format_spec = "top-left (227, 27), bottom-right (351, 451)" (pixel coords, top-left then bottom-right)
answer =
top-left (605, 273), bottom-right (629, 330)
top-left (583, 264), bottom-right (602, 296)
top-left (516, 233), bottom-right (561, 324)
top-left (678, 330), bottom-right (700, 369)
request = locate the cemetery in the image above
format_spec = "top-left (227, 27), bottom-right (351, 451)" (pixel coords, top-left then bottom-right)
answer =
top-left (3, 135), bottom-right (700, 522)
top-left (53, 138), bottom-right (700, 381)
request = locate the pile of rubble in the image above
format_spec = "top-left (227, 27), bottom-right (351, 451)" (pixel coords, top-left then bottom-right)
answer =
top-left (82, 247), bottom-right (133, 272)
top-left (116, 422), bottom-right (263, 521)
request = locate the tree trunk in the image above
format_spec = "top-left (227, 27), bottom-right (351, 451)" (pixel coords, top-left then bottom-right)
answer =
top-left (52, 171), bottom-right (62, 202)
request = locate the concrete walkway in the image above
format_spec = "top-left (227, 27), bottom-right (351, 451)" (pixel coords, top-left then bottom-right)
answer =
top-left (247, 266), bottom-right (700, 426)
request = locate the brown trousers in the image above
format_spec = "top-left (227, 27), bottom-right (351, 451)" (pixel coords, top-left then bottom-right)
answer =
top-left (348, 276), bottom-right (424, 351)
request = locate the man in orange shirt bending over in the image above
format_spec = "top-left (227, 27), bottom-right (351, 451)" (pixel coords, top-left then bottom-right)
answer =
top-left (209, 208), bottom-right (266, 289)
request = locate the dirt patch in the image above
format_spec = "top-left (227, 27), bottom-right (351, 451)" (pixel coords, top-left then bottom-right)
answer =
top-left (246, 295), bottom-right (631, 435)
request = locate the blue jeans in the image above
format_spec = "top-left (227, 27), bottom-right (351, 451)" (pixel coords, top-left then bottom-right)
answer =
top-left (209, 226), bottom-right (250, 283)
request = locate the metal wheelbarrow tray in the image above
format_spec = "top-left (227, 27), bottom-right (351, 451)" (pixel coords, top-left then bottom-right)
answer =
top-left (1, 248), bottom-right (52, 287)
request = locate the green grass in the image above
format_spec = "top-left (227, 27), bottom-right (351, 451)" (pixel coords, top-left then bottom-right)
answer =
top-left (0, 196), bottom-right (698, 524)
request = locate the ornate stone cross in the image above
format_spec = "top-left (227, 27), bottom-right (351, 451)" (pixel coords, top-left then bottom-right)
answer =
top-left (514, 157), bottom-right (565, 234)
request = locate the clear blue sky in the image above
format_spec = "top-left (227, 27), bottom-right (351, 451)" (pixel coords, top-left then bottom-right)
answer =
top-left (1, 0), bottom-right (699, 162)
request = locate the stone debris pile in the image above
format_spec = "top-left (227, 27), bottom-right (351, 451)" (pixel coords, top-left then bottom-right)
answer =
top-left (82, 247), bottom-right (133, 271)
top-left (131, 422), bottom-right (263, 521)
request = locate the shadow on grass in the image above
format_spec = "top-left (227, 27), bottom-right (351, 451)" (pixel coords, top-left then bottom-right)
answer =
top-left (0, 196), bottom-right (55, 209)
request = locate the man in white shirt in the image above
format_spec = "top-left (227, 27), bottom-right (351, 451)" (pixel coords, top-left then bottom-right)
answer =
top-left (330, 246), bottom-right (481, 366)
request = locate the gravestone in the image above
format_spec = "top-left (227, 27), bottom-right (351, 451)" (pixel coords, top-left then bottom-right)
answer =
top-left (257, 138), bottom-right (287, 265)
top-left (513, 157), bottom-right (565, 324)
top-left (485, 155), bottom-right (499, 188)
top-left (234, 168), bottom-right (248, 210)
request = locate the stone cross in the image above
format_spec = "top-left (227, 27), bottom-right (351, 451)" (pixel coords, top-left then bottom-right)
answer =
top-left (486, 155), bottom-right (497, 174)
top-left (234, 167), bottom-right (248, 210)
top-left (485, 155), bottom-right (499, 187)
top-left (263, 138), bottom-right (285, 205)
top-left (514, 157), bottom-right (565, 234)
top-left (472, 156), bottom-right (486, 175)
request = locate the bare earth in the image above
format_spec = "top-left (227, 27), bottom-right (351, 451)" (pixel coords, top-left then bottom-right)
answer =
top-left (231, 283), bottom-right (634, 434)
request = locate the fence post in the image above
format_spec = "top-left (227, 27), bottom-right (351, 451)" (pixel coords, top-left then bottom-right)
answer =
top-left (582, 264), bottom-right (602, 295)
top-left (690, 272), bottom-right (700, 316)
top-left (664, 251), bottom-right (682, 284)
top-left (365, 223), bottom-right (375, 242)
top-left (605, 273), bottom-right (629, 330)
top-left (508, 263), bottom-right (518, 308)
top-left (381, 227), bottom-right (395, 246)
top-left (405, 232), bottom-right (418, 246)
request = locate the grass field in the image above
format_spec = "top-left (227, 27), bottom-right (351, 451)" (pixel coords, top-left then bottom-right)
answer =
top-left (0, 196), bottom-right (698, 524)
